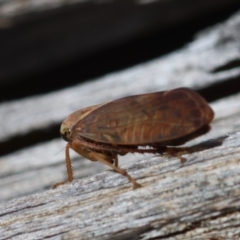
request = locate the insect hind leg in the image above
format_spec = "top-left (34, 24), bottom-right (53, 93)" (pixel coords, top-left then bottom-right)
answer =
top-left (88, 151), bottom-right (141, 189)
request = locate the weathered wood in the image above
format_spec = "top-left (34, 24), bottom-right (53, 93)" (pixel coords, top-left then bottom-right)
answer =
top-left (0, 131), bottom-right (240, 239)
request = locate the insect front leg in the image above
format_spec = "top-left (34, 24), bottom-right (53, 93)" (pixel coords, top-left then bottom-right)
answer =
top-left (52, 143), bottom-right (73, 189)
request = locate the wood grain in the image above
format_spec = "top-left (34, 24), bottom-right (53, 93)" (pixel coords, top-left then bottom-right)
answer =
top-left (0, 131), bottom-right (240, 239)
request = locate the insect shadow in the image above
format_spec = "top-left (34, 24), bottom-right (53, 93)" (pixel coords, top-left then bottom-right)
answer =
top-left (166, 135), bottom-right (228, 163)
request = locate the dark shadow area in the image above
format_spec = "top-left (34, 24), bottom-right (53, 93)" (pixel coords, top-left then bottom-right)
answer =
top-left (165, 135), bottom-right (228, 162)
top-left (198, 74), bottom-right (240, 102)
top-left (0, 124), bottom-right (60, 156)
top-left (0, 4), bottom-right (240, 102)
top-left (187, 135), bottom-right (228, 151)
top-left (211, 58), bottom-right (240, 73)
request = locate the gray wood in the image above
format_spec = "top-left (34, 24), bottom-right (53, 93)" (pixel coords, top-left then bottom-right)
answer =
top-left (0, 131), bottom-right (240, 239)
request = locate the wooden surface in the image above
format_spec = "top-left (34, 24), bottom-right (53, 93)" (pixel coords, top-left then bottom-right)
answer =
top-left (1, 4), bottom-right (240, 240)
top-left (1, 132), bottom-right (240, 239)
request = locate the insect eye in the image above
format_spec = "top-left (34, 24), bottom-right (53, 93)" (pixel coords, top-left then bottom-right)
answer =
top-left (61, 128), bottom-right (72, 142)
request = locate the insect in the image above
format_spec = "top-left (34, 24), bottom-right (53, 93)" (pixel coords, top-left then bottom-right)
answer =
top-left (53, 88), bottom-right (214, 189)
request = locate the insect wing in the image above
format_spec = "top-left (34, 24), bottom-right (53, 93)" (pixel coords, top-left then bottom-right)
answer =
top-left (74, 88), bottom-right (214, 145)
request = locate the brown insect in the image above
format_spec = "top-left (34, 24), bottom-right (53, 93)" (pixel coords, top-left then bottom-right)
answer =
top-left (53, 88), bottom-right (214, 189)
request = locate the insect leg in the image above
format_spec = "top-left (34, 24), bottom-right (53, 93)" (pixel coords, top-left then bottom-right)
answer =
top-left (88, 152), bottom-right (142, 189)
top-left (166, 147), bottom-right (187, 163)
top-left (114, 155), bottom-right (118, 167)
top-left (52, 143), bottom-right (74, 189)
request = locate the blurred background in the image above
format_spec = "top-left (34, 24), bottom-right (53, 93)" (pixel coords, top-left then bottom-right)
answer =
top-left (1, 0), bottom-right (240, 202)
